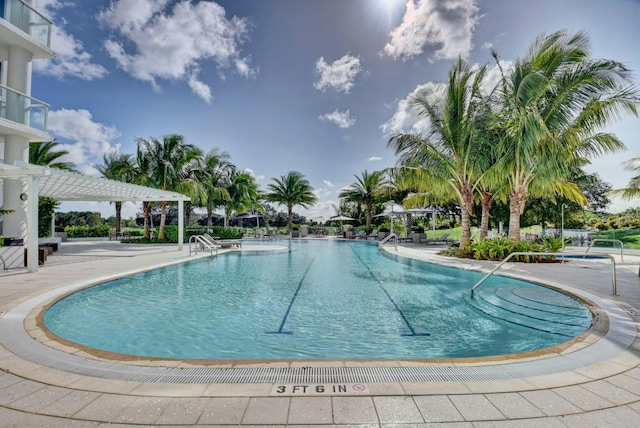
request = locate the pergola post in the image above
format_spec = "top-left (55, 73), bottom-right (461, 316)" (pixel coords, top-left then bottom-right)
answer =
top-left (178, 200), bottom-right (184, 251)
top-left (26, 175), bottom-right (38, 273)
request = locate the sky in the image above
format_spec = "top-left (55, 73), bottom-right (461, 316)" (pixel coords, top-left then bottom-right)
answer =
top-left (32, 0), bottom-right (640, 221)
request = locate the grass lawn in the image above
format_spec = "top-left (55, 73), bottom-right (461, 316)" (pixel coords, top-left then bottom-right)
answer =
top-left (594, 229), bottom-right (640, 250)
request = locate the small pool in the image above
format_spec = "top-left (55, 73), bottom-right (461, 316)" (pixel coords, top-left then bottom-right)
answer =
top-left (43, 240), bottom-right (593, 360)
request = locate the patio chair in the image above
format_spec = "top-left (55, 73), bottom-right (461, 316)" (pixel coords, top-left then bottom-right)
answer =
top-left (423, 233), bottom-right (450, 245)
top-left (365, 229), bottom-right (379, 240)
top-left (354, 230), bottom-right (366, 239)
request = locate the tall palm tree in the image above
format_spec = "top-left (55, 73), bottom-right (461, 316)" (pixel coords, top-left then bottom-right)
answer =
top-left (265, 171), bottom-right (317, 234)
top-left (136, 134), bottom-right (203, 240)
top-left (388, 58), bottom-right (491, 249)
top-left (492, 30), bottom-right (639, 243)
top-left (221, 168), bottom-right (261, 227)
top-left (339, 170), bottom-right (388, 233)
top-left (201, 149), bottom-right (234, 226)
top-left (94, 152), bottom-right (135, 234)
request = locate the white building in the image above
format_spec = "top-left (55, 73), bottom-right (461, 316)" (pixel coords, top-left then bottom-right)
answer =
top-left (0, 0), bottom-right (54, 270)
top-left (1, 1), bottom-right (188, 272)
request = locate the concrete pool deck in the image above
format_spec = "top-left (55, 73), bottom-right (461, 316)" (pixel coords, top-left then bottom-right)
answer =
top-left (0, 239), bottom-right (639, 426)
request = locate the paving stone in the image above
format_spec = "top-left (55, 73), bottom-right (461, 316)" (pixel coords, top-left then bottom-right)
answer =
top-left (520, 390), bottom-right (582, 416)
top-left (373, 396), bottom-right (423, 423)
top-left (6, 412), bottom-right (99, 427)
top-left (448, 394), bottom-right (505, 421)
top-left (559, 405), bottom-right (640, 427)
top-left (553, 385), bottom-right (614, 411)
top-left (154, 397), bottom-right (209, 425)
top-left (72, 393), bottom-right (136, 423)
top-left (198, 397), bottom-right (250, 425)
top-left (607, 373), bottom-right (640, 396)
top-left (242, 397), bottom-right (290, 424)
top-left (9, 385), bottom-right (72, 412)
top-left (39, 389), bottom-right (101, 418)
top-left (115, 396), bottom-right (171, 424)
top-left (486, 393), bottom-right (546, 419)
top-left (580, 379), bottom-right (640, 406)
top-left (0, 379), bottom-right (45, 406)
top-left (287, 396), bottom-right (332, 424)
top-left (473, 417), bottom-right (568, 427)
top-left (413, 395), bottom-right (465, 422)
top-left (332, 396), bottom-right (379, 424)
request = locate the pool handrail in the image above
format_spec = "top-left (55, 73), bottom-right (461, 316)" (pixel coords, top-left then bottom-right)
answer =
top-left (583, 239), bottom-right (624, 262)
top-left (379, 233), bottom-right (398, 247)
top-left (470, 251), bottom-right (617, 297)
top-left (188, 235), bottom-right (219, 256)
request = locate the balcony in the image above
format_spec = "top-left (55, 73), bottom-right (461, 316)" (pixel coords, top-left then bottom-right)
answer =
top-left (1, 0), bottom-right (52, 48)
top-left (0, 83), bottom-right (50, 141)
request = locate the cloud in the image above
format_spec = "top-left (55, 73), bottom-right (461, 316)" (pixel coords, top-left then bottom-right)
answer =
top-left (383, 0), bottom-right (479, 61)
top-left (368, 156), bottom-right (382, 161)
top-left (381, 61), bottom-right (512, 134)
top-left (244, 168), bottom-right (265, 180)
top-left (47, 109), bottom-right (121, 174)
top-left (98, 0), bottom-right (257, 103)
top-left (323, 179), bottom-right (335, 188)
top-left (314, 55), bottom-right (362, 93)
top-left (319, 109), bottom-right (356, 128)
top-left (32, 0), bottom-right (108, 80)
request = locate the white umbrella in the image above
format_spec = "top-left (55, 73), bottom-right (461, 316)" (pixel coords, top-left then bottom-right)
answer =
top-left (329, 215), bottom-right (355, 221)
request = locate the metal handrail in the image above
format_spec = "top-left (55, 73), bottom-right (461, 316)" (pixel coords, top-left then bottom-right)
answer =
top-left (188, 235), bottom-right (218, 256)
top-left (379, 233), bottom-right (398, 247)
top-left (470, 251), bottom-right (617, 297)
top-left (584, 239), bottom-right (624, 262)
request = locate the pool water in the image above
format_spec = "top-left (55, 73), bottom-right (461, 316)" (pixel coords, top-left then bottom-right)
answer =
top-left (44, 240), bottom-right (592, 360)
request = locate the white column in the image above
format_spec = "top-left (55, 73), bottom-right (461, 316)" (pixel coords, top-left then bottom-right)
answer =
top-left (26, 175), bottom-right (38, 272)
top-left (178, 200), bottom-right (184, 251)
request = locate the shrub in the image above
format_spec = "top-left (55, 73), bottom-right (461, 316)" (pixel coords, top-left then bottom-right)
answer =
top-left (464, 237), bottom-right (563, 263)
top-left (65, 224), bottom-right (110, 238)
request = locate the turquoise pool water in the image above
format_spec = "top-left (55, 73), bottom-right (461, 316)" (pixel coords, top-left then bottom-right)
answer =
top-left (43, 240), bottom-right (592, 360)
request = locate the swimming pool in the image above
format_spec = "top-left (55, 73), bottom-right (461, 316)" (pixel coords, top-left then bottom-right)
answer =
top-left (43, 240), bottom-right (593, 360)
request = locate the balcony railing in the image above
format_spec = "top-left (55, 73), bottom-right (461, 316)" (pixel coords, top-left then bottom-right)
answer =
top-left (0, 84), bottom-right (49, 132)
top-left (1, 0), bottom-right (53, 48)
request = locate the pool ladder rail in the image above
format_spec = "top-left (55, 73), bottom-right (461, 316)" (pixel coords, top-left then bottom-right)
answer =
top-left (379, 233), bottom-right (398, 247)
top-left (188, 234), bottom-right (219, 256)
top-left (470, 251), bottom-right (618, 298)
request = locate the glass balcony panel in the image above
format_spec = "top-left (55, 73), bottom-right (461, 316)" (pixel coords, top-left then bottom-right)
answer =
top-left (0, 84), bottom-right (49, 132)
top-left (4, 0), bottom-right (52, 47)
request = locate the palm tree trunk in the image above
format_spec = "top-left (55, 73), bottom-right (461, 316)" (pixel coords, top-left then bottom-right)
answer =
top-left (459, 186), bottom-right (474, 250)
top-left (207, 207), bottom-right (213, 226)
top-left (479, 192), bottom-right (492, 240)
top-left (365, 204), bottom-right (372, 233)
top-left (508, 190), bottom-right (526, 243)
top-left (158, 201), bottom-right (167, 240)
top-left (115, 201), bottom-right (122, 234)
top-left (143, 202), bottom-right (151, 239)
top-left (288, 206), bottom-right (293, 235)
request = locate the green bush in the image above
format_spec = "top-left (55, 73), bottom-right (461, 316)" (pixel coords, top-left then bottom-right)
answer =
top-left (460, 237), bottom-right (564, 262)
top-left (65, 224), bottom-right (110, 238)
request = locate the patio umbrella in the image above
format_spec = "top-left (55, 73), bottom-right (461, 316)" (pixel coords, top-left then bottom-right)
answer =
top-left (237, 211), bottom-right (264, 235)
top-left (329, 215), bottom-right (355, 221)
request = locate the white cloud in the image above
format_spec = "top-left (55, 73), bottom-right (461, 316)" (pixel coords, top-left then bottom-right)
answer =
top-left (368, 156), bottom-right (382, 161)
top-left (98, 0), bottom-right (257, 103)
top-left (48, 109), bottom-right (121, 173)
top-left (319, 109), bottom-right (356, 128)
top-left (32, 1), bottom-right (108, 80)
top-left (381, 61), bottom-right (511, 134)
top-left (323, 179), bottom-right (335, 188)
top-left (244, 168), bottom-right (265, 180)
top-left (381, 82), bottom-right (445, 134)
top-left (383, 0), bottom-right (479, 61)
top-left (314, 55), bottom-right (362, 93)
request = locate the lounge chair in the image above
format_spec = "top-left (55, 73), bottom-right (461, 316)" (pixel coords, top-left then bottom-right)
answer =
top-left (398, 233), bottom-right (417, 243)
top-left (423, 233), bottom-right (450, 245)
top-left (365, 230), bottom-right (379, 240)
top-left (354, 230), bottom-right (366, 239)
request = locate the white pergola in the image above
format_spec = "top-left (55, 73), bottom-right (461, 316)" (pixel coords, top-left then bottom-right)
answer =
top-left (0, 162), bottom-right (190, 272)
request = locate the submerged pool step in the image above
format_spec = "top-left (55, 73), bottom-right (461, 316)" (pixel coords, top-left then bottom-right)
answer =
top-left (465, 286), bottom-right (591, 337)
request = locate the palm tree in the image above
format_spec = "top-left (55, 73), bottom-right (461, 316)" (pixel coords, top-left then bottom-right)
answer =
top-left (265, 171), bottom-right (317, 234)
top-left (94, 152), bottom-right (135, 234)
top-left (201, 149), bottom-right (234, 226)
top-left (221, 168), bottom-right (261, 227)
top-left (610, 157), bottom-right (640, 200)
top-left (492, 30), bottom-right (639, 243)
top-left (339, 170), bottom-right (388, 233)
top-left (29, 140), bottom-right (76, 171)
top-left (388, 58), bottom-right (491, 249)
top-left (137, 134), bottom-right (203, 240)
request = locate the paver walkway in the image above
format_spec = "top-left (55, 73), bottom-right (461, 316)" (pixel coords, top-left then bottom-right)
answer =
top-left (0, 239), bottom-right (639, 427)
